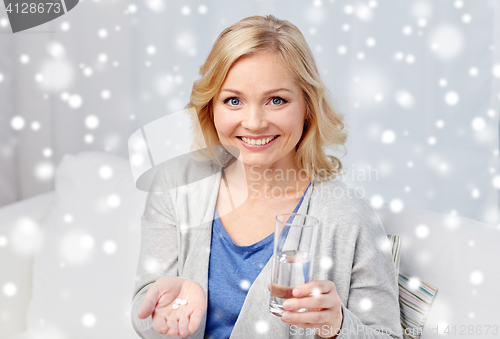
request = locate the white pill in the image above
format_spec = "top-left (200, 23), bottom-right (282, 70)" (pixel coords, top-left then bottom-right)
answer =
top-left (172, 304), bottom-right (179, 309)
top-left (181, 299), bottom-right (188, 305)
top-left (175, 298), bottom-right (182, 304)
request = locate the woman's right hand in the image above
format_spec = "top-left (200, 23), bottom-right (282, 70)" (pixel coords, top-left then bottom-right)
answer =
top-left (137, 277), bottom-right (207, 338)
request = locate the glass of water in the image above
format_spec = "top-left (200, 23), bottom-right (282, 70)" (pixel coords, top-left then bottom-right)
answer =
top-left (269, 213), bottom-right (320, 317)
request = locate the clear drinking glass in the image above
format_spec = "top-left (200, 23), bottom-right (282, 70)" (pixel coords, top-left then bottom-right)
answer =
top-left (269, 213), bottom-right (320, 317)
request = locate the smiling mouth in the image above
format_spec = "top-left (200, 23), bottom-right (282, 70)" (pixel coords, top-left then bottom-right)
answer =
top-left (236, 135), bottom-right (279, 146)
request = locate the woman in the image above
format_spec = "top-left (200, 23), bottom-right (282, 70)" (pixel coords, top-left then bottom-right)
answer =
top-left (131, 15), bottom-right (402, 339)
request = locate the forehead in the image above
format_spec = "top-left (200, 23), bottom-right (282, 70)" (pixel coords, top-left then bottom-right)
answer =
top-left (222, 51), bottom-right (297, 88)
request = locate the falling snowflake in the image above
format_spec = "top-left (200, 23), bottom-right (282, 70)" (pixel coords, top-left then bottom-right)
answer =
top-left (381, 130), bottom-right (396, 144)
top-left (63, 214), bottom-right (73, 223)
top-left (35, 161), bottom-right (55, 180)
top-left (239, 280), bottom-right (250, 291)
top-left (83, 134), bottom-right (94, 144)
top-left (429, 24), bottom-right (464, 59)
top-left (320, 256), bottom-right (333, 270)
top-left (493, 64), bottom-right (500, 78)
top-left (11, 218), bottom-right (42, 254)
top-left (144, 257), bottom-right (161, 273)
top-left (255, 320), bottom-right (269, 334)
top-left (98, 53), bottom-right (108, 63)
top-left (85, 115), bottom-right (99, 129)
top-left (101, 90), bottom-right (111, 99)
top-left (377, 237), bottom-right (391, 253)
top-left (107, 194), bottom-right (121, 208)
top-left (415, 224), bottom-right (429, 238)
top-left (31, 121), bottom-right (41, 131)
top-left (354, 3), bottom-right (373, 21)
top-left (471, 117), bottom-right (486, 131)
top-left (82, 313), bottom-right (97, 327)
top-left (389, 199), bottom-right (404, 213)
top-left (412, 1), bottom-right (433, 19)
top-left (60, 231), bottom-right (94, 265)
top-left (46, 41), bottom-right (66, 58)
top-left (80, 235), bottom-right (95, 250)
top-left (3, 283), bottom-right (17, 297)
top-left (469, 271), bottom-right (484, 285)
top-left (128, 4), bottom-right (138, 14)
top-left (402, 26), bottom-right (412, 35)
top-left (103, 240), bottom-right (118, 254)
top-left (60, 21), bottom-right (70, 31)
top-left (146, 0), bottom-right (165, 12)
top-left (198, 5), bottom-right (208, 14)
top-left (395, 90), bottom-right (414, 109)
top-left (370, 195), bottom-right (384, 209)
top-left (10, 116), bottom-right (25, 130)
top-left (445, 91), bottom-right (459, 106)
top-left (99, 165), bottom-right (113, 179)
top-left (68, 94), bottom-right (83, 109)
top-left (359, 298), bottom-right (372, 311)
top-left (20, 54), bottom-right (30, 64)
top-left (146, 45), bottom-right (156, 55)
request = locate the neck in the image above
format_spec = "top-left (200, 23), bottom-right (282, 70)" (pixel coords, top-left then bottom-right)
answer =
top-left (222, 153), bottom-right (311, 199)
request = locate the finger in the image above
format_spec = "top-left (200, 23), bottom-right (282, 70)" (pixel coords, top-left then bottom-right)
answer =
top-left (157, 279), bottom-right (183, 307)
top-left (290, 322), bottom-right (340, 338)
top-left (178, 312), bottom-right (190, 338)
top-left (293, 322), bottom-right (316, 329)
top-left (282, 294), bottom-right (334, 311)
top-left (293, 280), bottom-right (335, 298)
top-left (188, 308), bottom-right (204, 334)
top-left (166, 312), bottom-right (179, 337)
top-left (138, 284), bottom-right (161, 319)
top-left (150, 308), bottom-right (169, 335)
top-left (282, 309), bottom-right (334, 326)
top-left (270, 283), bottom-right (294, 299)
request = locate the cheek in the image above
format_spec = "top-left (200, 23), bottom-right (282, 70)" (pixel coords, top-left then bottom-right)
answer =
top-left (280, 112), bottom-right (305, 137)
top-left (213, 109), bottom-right (235, 139)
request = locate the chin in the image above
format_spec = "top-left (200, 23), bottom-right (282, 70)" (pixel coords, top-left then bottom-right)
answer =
top-left (239, 154), bottom-right (277, 167)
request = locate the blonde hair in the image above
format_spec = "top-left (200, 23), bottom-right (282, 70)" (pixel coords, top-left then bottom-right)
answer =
top-left (185, 14), bottom-right (347, 182)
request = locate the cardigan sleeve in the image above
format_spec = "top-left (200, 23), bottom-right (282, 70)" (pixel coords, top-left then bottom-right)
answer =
top-left (130, 168), bottom-right (180, 338)
top-left (317, 195), bottom-right (403, 339)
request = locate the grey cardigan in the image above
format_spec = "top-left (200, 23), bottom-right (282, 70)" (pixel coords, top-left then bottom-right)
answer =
top-left (131, 157), bottom-right (403, 339)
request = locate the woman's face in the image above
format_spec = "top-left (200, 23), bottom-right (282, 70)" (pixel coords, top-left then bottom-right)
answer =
top-left (213, 51), bottom-right (306, 169)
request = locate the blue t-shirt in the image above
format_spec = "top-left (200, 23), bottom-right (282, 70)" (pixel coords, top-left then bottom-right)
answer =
top-left (205, 182), bottom-right (311, 339)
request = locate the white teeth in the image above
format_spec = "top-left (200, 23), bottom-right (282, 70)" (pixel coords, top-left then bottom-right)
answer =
top-left (241, 136), bottom-right (276, 146)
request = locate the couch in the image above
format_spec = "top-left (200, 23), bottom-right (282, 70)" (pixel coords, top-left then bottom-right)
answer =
top-left (1, 151), bottom-right (499, 339)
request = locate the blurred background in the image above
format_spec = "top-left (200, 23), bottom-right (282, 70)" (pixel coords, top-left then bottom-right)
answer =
top-left (1, 0), bottom-right (499, 225)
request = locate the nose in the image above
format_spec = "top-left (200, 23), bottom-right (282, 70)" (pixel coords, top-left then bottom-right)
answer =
top-left (241, 105), bottom-right (268, 131)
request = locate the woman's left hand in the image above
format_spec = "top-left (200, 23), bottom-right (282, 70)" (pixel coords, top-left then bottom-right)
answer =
top-left (269, 280), bottom-right (344, 338)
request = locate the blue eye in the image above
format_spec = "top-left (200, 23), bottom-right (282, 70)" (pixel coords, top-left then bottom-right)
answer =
top-left (224, 97), bottom-right (240, 106)
top-left (271, 97), bottom-right (287, 105)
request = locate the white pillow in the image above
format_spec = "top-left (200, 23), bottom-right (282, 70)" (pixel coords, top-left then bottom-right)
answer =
top-left (379, 206), bottom-right (500, 338)
top-left (26, 152), bottom-right (147, 339)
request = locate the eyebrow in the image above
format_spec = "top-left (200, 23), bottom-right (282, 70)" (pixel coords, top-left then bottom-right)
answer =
top-left (220, 88), bottom-right (294, 96)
